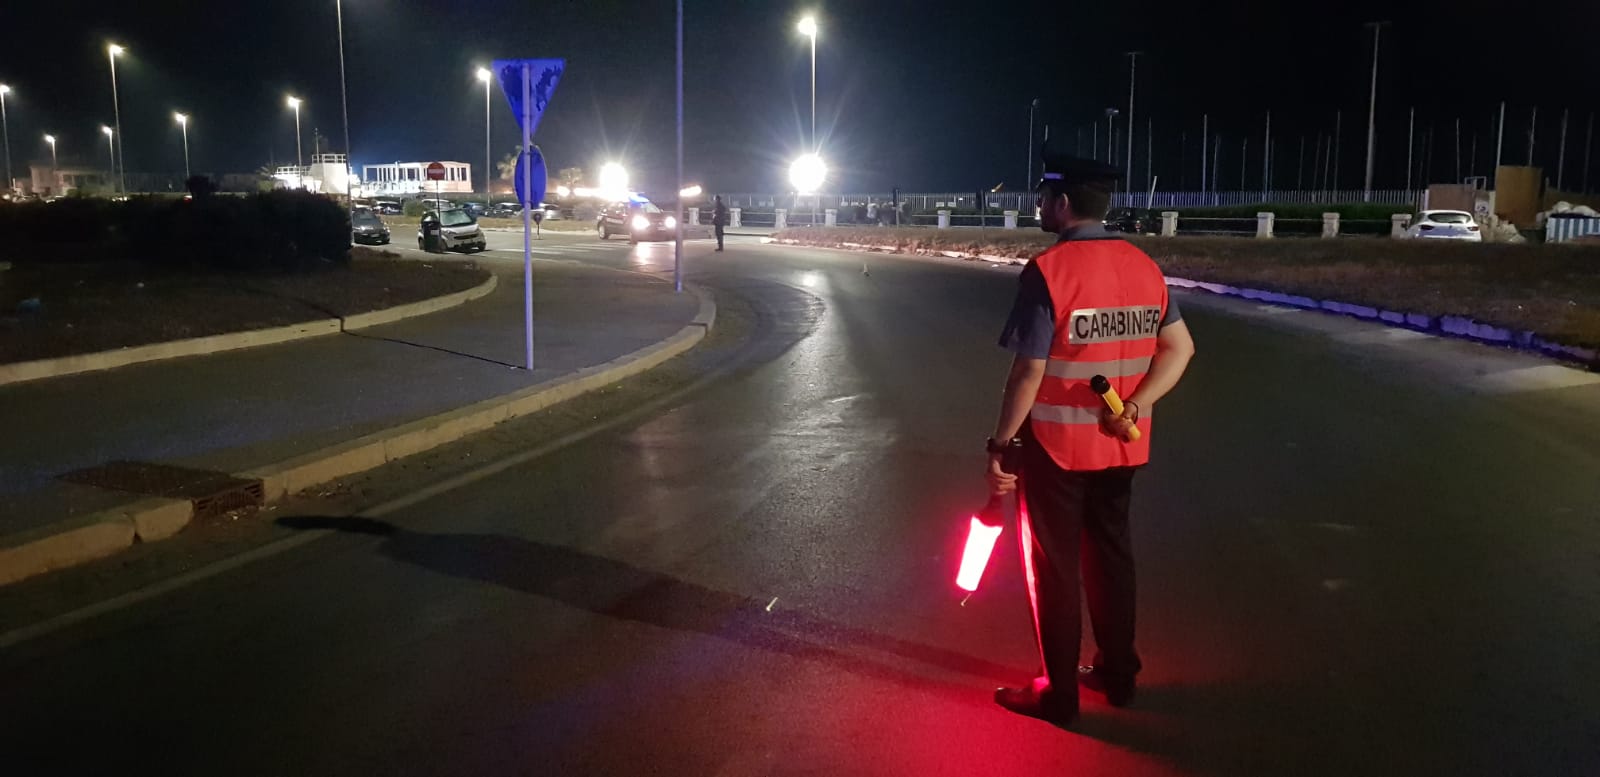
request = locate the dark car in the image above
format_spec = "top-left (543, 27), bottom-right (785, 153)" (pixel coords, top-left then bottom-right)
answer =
top-left (597, 199), bottom-right (676, 243)
top-left (488, 202), bottom-right (522, 218)
top-left (461, 202), bottom-right (489, 219)
top-left (1104, 207), bottom-right (1154, 234)
top-left (351, 207), bottom-right (391, 245)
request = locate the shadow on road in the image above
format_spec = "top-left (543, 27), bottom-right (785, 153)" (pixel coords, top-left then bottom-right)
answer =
top-left (277, 515), bottom-right (1026, 708)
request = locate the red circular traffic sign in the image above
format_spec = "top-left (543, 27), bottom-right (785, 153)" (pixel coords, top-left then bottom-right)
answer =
top-left (425, 161), bottom-right (447, 181)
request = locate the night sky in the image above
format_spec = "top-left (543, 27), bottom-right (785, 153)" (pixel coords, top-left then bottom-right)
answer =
top-left (3, 0), bottom-right (1597, 195)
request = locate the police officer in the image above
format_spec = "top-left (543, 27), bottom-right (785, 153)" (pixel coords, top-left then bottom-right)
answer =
top-left (713, 195), bottom-right (729, 252)
top-left (985, 147), bottom-right (1196, 727)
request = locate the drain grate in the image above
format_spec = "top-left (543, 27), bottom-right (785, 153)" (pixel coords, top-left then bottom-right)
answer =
top-left (59, 461), bottom-right (265, 521)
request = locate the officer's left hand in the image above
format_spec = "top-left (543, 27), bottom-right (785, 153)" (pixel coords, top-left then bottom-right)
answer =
top-left (1099, 406), bottom-right (1137, 440)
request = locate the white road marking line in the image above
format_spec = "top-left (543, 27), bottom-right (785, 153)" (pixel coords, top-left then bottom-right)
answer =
top-left (765, 597), bottom-right (778, 612)
top-left (1475, 364), bottom-right (1600, 394)
top-left (1254, 305), bottom-right (1303, 315)
top-left (1321, 579), bottom-right (1351, 592)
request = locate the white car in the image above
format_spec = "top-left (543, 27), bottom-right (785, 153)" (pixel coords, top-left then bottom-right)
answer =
top-left (1406, 210), bottom-right (1482, 242)
top-left (417, 209), bottom-right (486, 252)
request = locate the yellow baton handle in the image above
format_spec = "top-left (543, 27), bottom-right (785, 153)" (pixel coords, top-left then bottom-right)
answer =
top-left (1089, 375), bottom-right (1142, 442)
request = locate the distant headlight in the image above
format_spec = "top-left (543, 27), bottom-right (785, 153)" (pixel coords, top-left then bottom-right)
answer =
top-left (632, 215), bottom-right (650, 230)
top-left (664, 216), bottom-right (677, 229)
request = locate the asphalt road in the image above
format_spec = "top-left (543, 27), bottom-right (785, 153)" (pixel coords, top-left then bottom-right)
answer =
top-left (3, 230), bottom-right (1598, 776)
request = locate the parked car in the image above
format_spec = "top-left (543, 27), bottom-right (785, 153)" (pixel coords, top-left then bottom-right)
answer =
top-left (417, 208), bottom-right (486, 252)
top-left (597, 199), bottom-right (676, 243)
top-left (488, 202), bottom-right (522, 218)
top-left (1406, 210), bottom-right (1481, 242)
top-left (461, 201), bottom-right (488, 219)
top-left (411, 197), bottom-right (458, 212)
top-left (350, 207), bottom-right (391, 245)
top-left (373, 200), bottom-right (403, 215)
top-left (1103, 207), bottom-right (1154, 234)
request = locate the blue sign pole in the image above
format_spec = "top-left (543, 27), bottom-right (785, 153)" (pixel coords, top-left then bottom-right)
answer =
top-left (521, 62), bottom-right (533, 371)
top-left (490, 58), bottom-right (563, 372)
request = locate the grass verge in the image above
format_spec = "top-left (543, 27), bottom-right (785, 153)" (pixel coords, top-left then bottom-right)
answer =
top-left (0, 249), bottom-right (491, 364)
top-left (773, 227), bottom-right (1600, 351)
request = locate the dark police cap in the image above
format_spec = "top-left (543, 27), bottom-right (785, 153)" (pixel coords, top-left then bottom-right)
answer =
top-left (1038, 143), bottom-right (1120, 189)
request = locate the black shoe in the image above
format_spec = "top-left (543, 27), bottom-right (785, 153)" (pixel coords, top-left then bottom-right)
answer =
top-left (993, 685), bottom-right (1078, 728)
top-left (1077, 666), bottom-right (1136, 707)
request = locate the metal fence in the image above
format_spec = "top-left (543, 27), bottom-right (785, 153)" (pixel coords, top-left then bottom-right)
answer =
top-left (1114, 189), bottom-right (1421, 209)
top-left (1545, 217), bottom-right (1600, 244)
top-left (716, 189), bottom-right (1421, 214)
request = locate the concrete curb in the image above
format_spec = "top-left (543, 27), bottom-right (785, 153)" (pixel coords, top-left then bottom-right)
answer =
top-left (766, 237), bottom-right (1599, 369)
top-left (0, 497), bottom-right (189, 587)
top-left (0, 284), bottom-right (714, 586)
top-left (0, 272), bottom-right (499, 389)
top-left (343, 272), bottom-right (497, 330)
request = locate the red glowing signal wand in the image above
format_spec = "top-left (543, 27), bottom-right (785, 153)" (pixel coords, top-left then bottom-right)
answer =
top-left (957, 438), bottom-right (1021, 594)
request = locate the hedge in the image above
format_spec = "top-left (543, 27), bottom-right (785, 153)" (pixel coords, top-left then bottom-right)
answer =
top-left (1, 190), bottom-right (350, 271)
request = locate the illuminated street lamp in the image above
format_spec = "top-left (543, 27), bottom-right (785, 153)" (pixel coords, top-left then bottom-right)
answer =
top-left (107, 44), bottom-right (126, 194)
top-left (44, 134), bottom-right (57, 194)
top-left (173, 112), bottom-right (190, 180)
top-left (286, 95), bottom-right (303, 182)
top-left (789, 153), bottom-right (826, 194)
top-left (598, 161), bottom-right (628, 199)
top-left (0, 84), bottom-right (11, 192)
top-left (679, 184), bottom-right (703, 198)
top-left (797, 15), bottom-right (818, 149)
top-left (476, 67), bottom-right (493, 211)
top-left (101, 125), bottom-right (115, 179)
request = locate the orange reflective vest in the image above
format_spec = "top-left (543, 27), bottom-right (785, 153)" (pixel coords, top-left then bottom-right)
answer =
top-left (1029, 238), bottom-right (1168, 471)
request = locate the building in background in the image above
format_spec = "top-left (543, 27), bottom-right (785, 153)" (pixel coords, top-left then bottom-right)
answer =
top-left (27, 162), bottom-right (112, 196)
top-left (360, 161), bottom-right (472, 196)
top-left (273, 153), bottom-right (354, 195)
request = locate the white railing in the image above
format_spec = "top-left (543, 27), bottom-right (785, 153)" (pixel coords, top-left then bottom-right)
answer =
top-left (715, 189), bottom-right (1421, 212)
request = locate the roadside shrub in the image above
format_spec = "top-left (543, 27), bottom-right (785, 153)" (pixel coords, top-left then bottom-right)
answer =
top-left (402, 199), bottom-right (428, 217)
top-left (1, 191), bottom-right (349, 271)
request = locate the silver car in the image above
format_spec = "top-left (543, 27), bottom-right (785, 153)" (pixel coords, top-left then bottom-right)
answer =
top-left (418, 209), bottom-right (487, 252)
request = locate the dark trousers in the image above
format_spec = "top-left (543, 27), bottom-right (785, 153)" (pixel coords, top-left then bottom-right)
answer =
top-left (1020, 439), bottom-right (1142, 704)
top-left (715, 225), bottom-right (725, 249)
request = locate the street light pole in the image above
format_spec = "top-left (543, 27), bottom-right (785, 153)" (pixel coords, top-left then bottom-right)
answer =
top-left (1362, 22), bottom-right (1385, 201)
top-left (1125, 52), bottom-right (1139, 191)
top-left (1027, 98), bottom-right (1038, 187)
top-left (108, 44), bottom-right (126, 195)
top-left (1105, 108), bottom-right (1119, 173)
top-left (477, 68), bottom-right (492, 211)
top-left (1201, 113), bottom-right (1208, 194)
top-left (675, 0), bottom-right (685, 293)
top-left (1263, 110), bottom-right (1271, 195)
top-left (1557, 108), bottom-right (1568, 191)
top-left (0, 84), bottom-right (12, 193)
top-left (336, 0), bottom-right (353, 220)
top-left (1405, 107), bottom-right (1414, 192)
top-left (44, 135), bottom-right (57, 194)
top-left (1527, 106), bottom-right (1537, 166)
top-left (174, 113), bottom-right (190, 180)
top-left (101, 126), bottom-right (115, 184)
top-left (798, 15), bottom-right (818, 150)
top-left (287, 96), bottom-right (303, 186)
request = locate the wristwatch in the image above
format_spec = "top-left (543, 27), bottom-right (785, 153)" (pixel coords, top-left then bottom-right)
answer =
top-left (985, 437), bottom-right (1019, 454)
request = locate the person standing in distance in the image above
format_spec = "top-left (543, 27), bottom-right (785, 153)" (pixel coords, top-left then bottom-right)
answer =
top-left (713, 195), bottom-right (729, 252)
top-left (985, 148), bottom-right (1196, 727)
